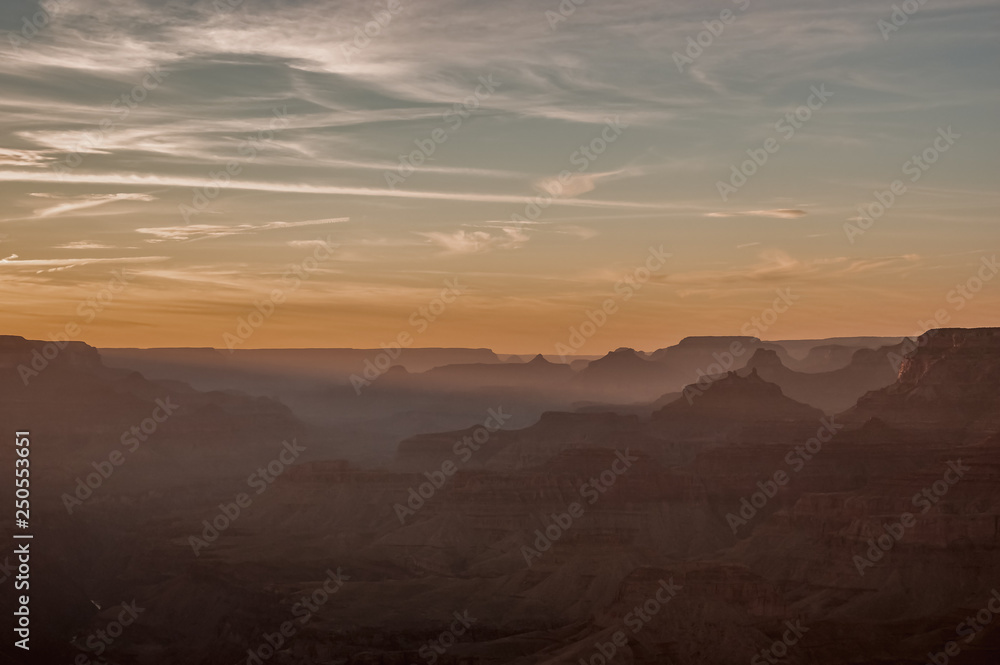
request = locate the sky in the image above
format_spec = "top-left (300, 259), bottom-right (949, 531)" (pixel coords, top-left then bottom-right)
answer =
top-left (0, 0), bottom-right (998, 353)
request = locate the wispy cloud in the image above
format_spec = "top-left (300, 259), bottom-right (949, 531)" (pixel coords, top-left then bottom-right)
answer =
top-left (667, 249), bottom-right (921, 287)
top-left (54, 240), bottom-right (116, 249)
top-left (136, 217), bottom-right (349, 243)
top-left (30, 193), bottom-right (156, 218)
top-left (0, 171), bottom-right (667, 210)
top-left (0, 148), bottom-right (50, 167)
top-left (553, 224), bottom-right (600, 240)
top-left (0, 0), bottom-right (996, 345)
top-left (0, 254), bottom-right (168, 274)
top-left (534, 167), bottom-right (647, 200)
top-left (707, 209), bottom-right (808, 220)
top-left (418, 226), bottom-right (529, 254)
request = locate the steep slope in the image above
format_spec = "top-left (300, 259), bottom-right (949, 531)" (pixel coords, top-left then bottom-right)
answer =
top-left (654, 369), bottom-right (824, 422)
top-left (738, 345), bottom-right (900, 413)
top-left (845, 328), bottom-right (1000, 439)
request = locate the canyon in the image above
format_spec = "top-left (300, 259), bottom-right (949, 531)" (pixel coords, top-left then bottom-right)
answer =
top-left (0, 329), bottom-right (997, 664)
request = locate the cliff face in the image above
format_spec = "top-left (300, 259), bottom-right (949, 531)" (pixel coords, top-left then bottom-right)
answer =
top-left (0, 334), bottom-right (102, 371)
top-left (896, 328), bottom-right (1000, 390)
top-left (847, 328), bottom-right (1000, 437)
top-left (0, 336), bottom-right (308, 472)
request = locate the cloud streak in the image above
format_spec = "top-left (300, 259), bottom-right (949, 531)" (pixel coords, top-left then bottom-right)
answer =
top-left (136, 217), bottom-right (349, 243)
top-left (0, 254), bottom-right (168, 274)
top-left (418, 227), bottom-right (529, 254)
top-left (707, 209), bottom-right (808, 219)
top-left (0, 171), bottom-right (670, 210)
top-left (30, 192), bottom-right (156, 218)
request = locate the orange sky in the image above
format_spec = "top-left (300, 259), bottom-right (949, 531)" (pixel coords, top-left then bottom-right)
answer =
top-left (1, 0), bottom-right (998, 353)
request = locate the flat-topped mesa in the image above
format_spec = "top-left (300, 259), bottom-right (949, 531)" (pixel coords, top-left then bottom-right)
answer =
top-left (0, 334), bottom-right (102, 370)
top-left (676, 335), bottom-right (762, 347)
top-left (919, 326), bottom-right (1000, 347)
top-left (746, 347), bottom-right (785, 369)
top-left (649, 335), bottom-right (761, 362)
top-left (798, 344), bottom-right (859, 371)
top-left (419, 353), bottom-right (574, 389)
top-left (848, 344), bottom-right (898, 366)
